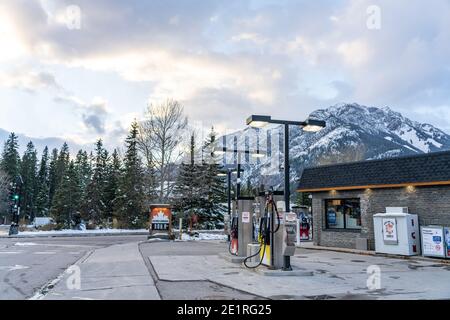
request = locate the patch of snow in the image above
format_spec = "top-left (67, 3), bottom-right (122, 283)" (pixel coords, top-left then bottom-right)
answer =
top-left (179, 233), bottom-right (227, 241)
top-left (0, 265), bottom-right (30, 271)
top-left (384, 136), bottom-right (393, 141)
top-left (18, 229), bottom-right (148, 236)
top-left (403, 145), bottom-right (417, 152)
top-left (14, 242), bottom-right (39, 246)
top-left (396, 127), bottom-right (429, 152)
top-left (428, 138), bottom-right (443, 148)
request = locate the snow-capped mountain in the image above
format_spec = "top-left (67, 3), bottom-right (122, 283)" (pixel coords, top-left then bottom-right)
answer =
top-left (218, 103), bottom-right (450, 191)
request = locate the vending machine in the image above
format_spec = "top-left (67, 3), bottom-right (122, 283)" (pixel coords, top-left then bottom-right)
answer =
top-left (373, 207), bottom-right (420, 256)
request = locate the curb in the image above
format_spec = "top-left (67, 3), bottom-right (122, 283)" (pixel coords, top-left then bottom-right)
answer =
top-left (0, 231), bottom-right (149, 239)
top-left (298, 244), bottom-right (450, 264)
top-left (28, 249), bottom-right (95, 300)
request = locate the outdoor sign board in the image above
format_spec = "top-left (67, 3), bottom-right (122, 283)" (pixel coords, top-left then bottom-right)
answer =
top-left (242, 212), bottom-right (250, 224)
top-left (327, 209), bottom-right (336, 226)
top-left (149, 205), bottom-right (173, 240)
top-left (382, 218), bottom-right (398, 244)
top-left (421, 226), bottom-right (445, 258)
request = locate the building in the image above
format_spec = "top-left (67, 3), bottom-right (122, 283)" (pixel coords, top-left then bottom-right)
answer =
top-left (297, 150), bottom-right (450, 250)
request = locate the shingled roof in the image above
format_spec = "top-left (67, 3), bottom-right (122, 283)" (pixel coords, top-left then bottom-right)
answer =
top-left (297, 150), bottom-right (450, 192)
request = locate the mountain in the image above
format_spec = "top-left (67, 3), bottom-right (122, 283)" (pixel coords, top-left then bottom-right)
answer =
top-left (218, 103), bottom-right (450, 192)
top-left (0, 128), bottom-right (84, 155)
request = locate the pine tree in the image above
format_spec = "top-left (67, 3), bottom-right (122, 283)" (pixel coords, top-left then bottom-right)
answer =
top-left (83, 140), bottom-right (109, 226)
top-left (116, 121), bottom-right (145, 228)
top-left (0, 132), bottom-right (20, 181)
top-left (36, 146), bottom-right (50, 217)
top-left (50, 160), bottom-right (82, 228)
top-left (198, 128), bottom-right (226, 229)
top-left (104, 149), bottom-right (122, 225)
top-left (20, 142), bottom-right (38, 220)
top-left (74, 150), bottom-right (92, 193)
top-left (173, 134), bottom-right (201, 222)
top-left (56, 143), bottom-right (70, 185)
top-left (47, 148), bottom-right (59, 208)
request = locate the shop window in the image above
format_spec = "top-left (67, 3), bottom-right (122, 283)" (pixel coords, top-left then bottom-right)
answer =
top-left (325, 198), bottom-right (361, 230)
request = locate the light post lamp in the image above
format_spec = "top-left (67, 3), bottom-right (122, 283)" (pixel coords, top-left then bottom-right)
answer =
top-left (217, 167), bottom-right (236, 241)
top-left (215, 147), bottom-right (265, 241)
top-left (246, 115), bottom-right (325, 270)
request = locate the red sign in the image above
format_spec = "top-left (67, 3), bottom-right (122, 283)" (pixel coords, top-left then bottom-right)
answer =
top-left (150, 207), bottom-right (172, 231)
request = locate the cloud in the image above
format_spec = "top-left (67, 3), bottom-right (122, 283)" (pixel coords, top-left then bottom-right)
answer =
top-left (81, 97), bottom-right (109, 134)
top-left (0, 70), bottom-right (63, 93)
top-left (1, 0), bottom-right (450, 141)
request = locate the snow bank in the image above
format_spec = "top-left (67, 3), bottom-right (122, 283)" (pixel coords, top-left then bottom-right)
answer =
top-left (18, 228), bottom-right (148, 236)
top-left (179, 232), bottom-right (227, 241)
top-left (14, 242), bottom-right (39, 246)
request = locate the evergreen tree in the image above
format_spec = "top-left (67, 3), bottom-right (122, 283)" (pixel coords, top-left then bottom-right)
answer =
top-left (115, 121), bottom-right (145, 228)
top-left (173, 134), bottom-right (201, 221)
top-left (295, 192), bottom-right (312, 207)
top-left (47, 148), bottom-right (59, 208)
top-left (0, 132), bottom-right (20, 181)
top-left (104, 149), bottom-right (122, 224)
top-left (56, 143), bottom-right (70, 185)
top-left (74, 150), bottom-right (92, 193)
top-left (198, 128), bottom-right (226, 229)
top-left (83, 140), bottom-right (109, 225)
top-left (36, 146), bottom-right (50, 217)
top-left (20, 142), bottom-right (38, 220)
top-left (50, 160), bottom-right (82, 228)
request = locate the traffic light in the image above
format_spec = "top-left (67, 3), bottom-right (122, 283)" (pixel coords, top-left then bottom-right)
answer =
top-left (13, 194), bottom-right (19, 201)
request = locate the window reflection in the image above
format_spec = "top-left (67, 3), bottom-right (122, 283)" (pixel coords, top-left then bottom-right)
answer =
top-left (325, 199), bottom-right (361, 230)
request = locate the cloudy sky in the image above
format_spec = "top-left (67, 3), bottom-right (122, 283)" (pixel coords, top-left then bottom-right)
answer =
top-left (1, 0), bottom-right (450, 149)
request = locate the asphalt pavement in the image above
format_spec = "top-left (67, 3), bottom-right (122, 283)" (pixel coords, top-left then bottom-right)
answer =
top-left (0, 235), bottom-right (147, 299)
top-left (2, 235), bottom-right (450, 300)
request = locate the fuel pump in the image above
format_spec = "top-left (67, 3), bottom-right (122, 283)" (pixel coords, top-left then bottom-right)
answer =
top-left (243, 188), bottom-right (298, 270)
top-left (244, 188), bottom-right (281, 269)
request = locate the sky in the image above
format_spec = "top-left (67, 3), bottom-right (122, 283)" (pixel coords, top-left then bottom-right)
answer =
top-left (0, 0), bottom-right (450, 150)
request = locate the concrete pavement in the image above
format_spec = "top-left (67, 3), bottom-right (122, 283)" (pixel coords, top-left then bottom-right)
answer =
top-left (3, 234), bottom-right (450, 300)
top-left (38, 241), bottom-right (160, 300)
top-left (140, 241), bottom-right (450, 300)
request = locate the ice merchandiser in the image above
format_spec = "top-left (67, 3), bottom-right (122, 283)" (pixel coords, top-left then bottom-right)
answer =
top-left (373, 207), bottom-right (420, 256)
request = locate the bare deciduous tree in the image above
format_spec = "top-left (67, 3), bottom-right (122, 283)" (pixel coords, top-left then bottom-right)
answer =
top-left (138, 99), bottom-right (188, 202)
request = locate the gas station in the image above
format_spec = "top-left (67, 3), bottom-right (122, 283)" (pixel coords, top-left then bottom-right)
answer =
top-left (221, 114), bottom-right (326, 273)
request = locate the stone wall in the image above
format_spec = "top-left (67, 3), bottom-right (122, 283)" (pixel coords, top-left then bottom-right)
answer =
top-left (311, 185), bottom-right (450, 250)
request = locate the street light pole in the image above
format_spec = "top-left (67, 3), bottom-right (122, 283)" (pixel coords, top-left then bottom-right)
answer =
top-left (283, 123), bottom-right (292, 270)
top-left (227, 169), bottom-right (231, 241)
top-left (246, 114), bottom-right (325, 271)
